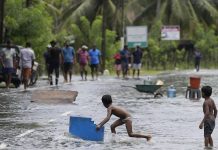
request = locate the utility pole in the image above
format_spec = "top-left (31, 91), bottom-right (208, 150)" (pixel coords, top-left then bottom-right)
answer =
top-left (0, 0), bottom-right (5, 43)
top-left (101, 0), bottom-right (107, 72)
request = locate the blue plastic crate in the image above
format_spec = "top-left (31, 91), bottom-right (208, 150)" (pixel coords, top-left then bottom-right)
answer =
top-left (69, 116), bottom-right (104, 141)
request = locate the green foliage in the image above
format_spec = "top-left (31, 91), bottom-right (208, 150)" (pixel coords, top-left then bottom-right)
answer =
top-left (5, 0), bottom-right (53, 65)
top-left (3, 0), bottom-right (218, 73)
top-left (68, 15), bottom-right (120, 71)
top-left (69, 16), bottom-right (119, 50)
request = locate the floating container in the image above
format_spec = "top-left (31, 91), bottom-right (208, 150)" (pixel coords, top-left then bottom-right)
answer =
top-left (69, 116), bottom-right (104, 141)
top-left (167, 85), bottom-right (176, 98)
top-left (190, 76), bottom-right (201, 89)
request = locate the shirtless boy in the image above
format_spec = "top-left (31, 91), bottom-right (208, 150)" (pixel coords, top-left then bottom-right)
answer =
top-left (199, 86), bottom-right (217, 147)
top-left (96, 95), bottom-right (151, 141)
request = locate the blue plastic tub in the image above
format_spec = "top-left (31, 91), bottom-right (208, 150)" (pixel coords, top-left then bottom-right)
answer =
top-left (69, 116), bottom-right (104, 141)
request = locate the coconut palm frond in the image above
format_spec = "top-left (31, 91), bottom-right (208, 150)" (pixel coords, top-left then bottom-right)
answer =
top-left (105, 0), bottom-right (116, 22)
top-left (201, 0), bottom-right (218, 17)
top-left (186, 0), bottom-right (199, 22)
top-left (192, 0), bottom-right (218, 17)
top-left (57, 0), bottom-right (98, 31)
top-left (125, 0), bottom-right (152, 23)
top-left (40, 0), bottom-right (61, 15)
top-left (107, 0), bottom-right (116, 12)
top-left (159, 0), bottom-right (168, 23)
top-left (170, 0), bottom-right (184, 23)
top-left (130, 1), bottom-right (156, 24)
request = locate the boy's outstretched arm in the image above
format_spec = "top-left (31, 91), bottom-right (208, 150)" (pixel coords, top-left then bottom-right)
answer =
top-left (96, 108), bottom-right (112, 130)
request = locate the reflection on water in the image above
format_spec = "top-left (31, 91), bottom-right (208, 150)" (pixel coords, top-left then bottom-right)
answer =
top-left (0, 70), bottom-right (218, 150)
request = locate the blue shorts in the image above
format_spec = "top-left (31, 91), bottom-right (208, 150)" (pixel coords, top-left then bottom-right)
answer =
top-left (2, 68), bottom-right (15, 74)
top-left (204, 118), bottom-right (215, 137)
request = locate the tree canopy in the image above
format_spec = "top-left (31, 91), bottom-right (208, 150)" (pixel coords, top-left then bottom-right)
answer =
top-left (1, 0), bottom-right (218, 72)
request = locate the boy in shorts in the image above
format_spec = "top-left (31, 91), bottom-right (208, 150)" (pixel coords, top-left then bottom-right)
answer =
top-left (96, 95), bottom-right (151, 141)
top-left (199, 86), bottom-right (217, 147)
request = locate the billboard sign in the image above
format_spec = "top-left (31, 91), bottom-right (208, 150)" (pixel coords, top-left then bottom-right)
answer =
top-left (126, 26), bottom-right (148, 48)
top-left (161, 25), bottom-right (180, 40)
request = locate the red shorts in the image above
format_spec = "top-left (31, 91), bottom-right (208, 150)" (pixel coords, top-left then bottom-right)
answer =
top-left (22, 68), bottom-right (32, 81)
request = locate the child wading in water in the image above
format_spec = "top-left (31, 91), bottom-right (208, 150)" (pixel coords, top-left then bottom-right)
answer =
top-left (199, 86), bottom-right (217, 147)
top-left (96, 95), bottom-right (151, 141)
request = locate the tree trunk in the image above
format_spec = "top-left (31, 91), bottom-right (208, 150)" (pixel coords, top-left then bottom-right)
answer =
top-left (121, 0), bottom-right (125, 38)
top-left (26, 0), bottom-right (32, 7)
top-left (0, 0), bottom-right (5, 43)
top-left (101, 0), bottom-right (107, 72)
top-left (156, 0), bottom-right (161, 18)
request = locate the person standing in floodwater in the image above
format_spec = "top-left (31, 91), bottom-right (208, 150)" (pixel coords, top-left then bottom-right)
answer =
top-left (132, 46), bottom-right (143, 79)
top-left (19, 42), bottom-right (35, 90)
top-left (120, 45), bottom-right (130, 79)
top-left (194, 48), bottom-right (202, 72)
top-left (61, 42), bottom-right (75, 83)
top-left (199, 86), bottom-right (217, 148)
top-left (88, 45), bottom-right (101, 80)
top-left (113, 50), bottom-right (121, 78)
top-left (48, 40), bottom-right (62, 85)
top-left (0, 40), bottom-right (17, 89)
top-left (77, 45), bottom-right (89, 81)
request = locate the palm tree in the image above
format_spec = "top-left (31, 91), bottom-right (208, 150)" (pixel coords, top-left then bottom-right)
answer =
top-left (0, 0), bottom-right (5, 43)
top-left (41, 0), bottom-right (117, 32)
top-left (41, 0), bottom-right (118, 71)
top-left (125, 0), bottom-right (218, 37)
top-left (101, 0), bottom-right (107, 71)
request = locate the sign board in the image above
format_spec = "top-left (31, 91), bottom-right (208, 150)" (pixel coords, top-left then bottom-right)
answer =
top-left (126, 26), bottom-right (148, 48)
top-left (161, 25), bottom-right (180, 40)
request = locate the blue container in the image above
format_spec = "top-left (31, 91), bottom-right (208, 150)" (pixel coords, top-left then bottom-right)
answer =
top-left (167, 85), bottom-right (176, 98)
top-left (69, 116), bottom-right (104, 141)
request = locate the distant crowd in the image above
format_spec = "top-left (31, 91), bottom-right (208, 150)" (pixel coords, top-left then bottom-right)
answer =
top-left (0, 39), bottom-right (144, 90)
top-left (44, 41), bottom-right (144, 86)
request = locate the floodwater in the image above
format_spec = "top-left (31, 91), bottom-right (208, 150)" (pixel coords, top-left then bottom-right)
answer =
top-left (0, 69), bottom-right (218, 150)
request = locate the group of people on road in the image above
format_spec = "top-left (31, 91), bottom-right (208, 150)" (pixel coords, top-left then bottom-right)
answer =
top-left (0, 40), bottom-right (203, 89)
top-left (113, 45), bottom-right (143, 79)
top-left (44, 42), bottom-right (144, 85)
top-left (43, 41), bottom-right (102, 85)
top-left (44, 42), bottom-right (143, 85)
top-left (0, 40), bottom-right (35, 90)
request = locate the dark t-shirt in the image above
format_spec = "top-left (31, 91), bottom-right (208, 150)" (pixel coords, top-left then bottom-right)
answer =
top-left (49, 47), bottom-right (61, 64)
top-left (132, 50), bottom-right (143, 64)
top-left (194, 51), bottom-right (202, 60)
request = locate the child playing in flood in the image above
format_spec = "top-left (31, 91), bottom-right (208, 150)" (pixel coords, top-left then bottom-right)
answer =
top-left (96, 95), bottom-right (151, 141)
top-left (199, 86), bottom-right (217, 148)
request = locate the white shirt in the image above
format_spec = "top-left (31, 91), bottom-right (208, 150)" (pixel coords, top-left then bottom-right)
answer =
top-left (1, 48), bottom-right (16, 68)
top-left (20, 48), bottom-right (35, 68)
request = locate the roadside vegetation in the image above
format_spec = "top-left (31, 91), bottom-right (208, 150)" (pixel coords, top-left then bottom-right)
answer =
top-left (1, 0), bottom-right (218, 74)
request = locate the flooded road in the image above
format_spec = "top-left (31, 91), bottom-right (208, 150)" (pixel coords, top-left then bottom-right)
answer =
top-left (0, 69), bottom-right (218, 150)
